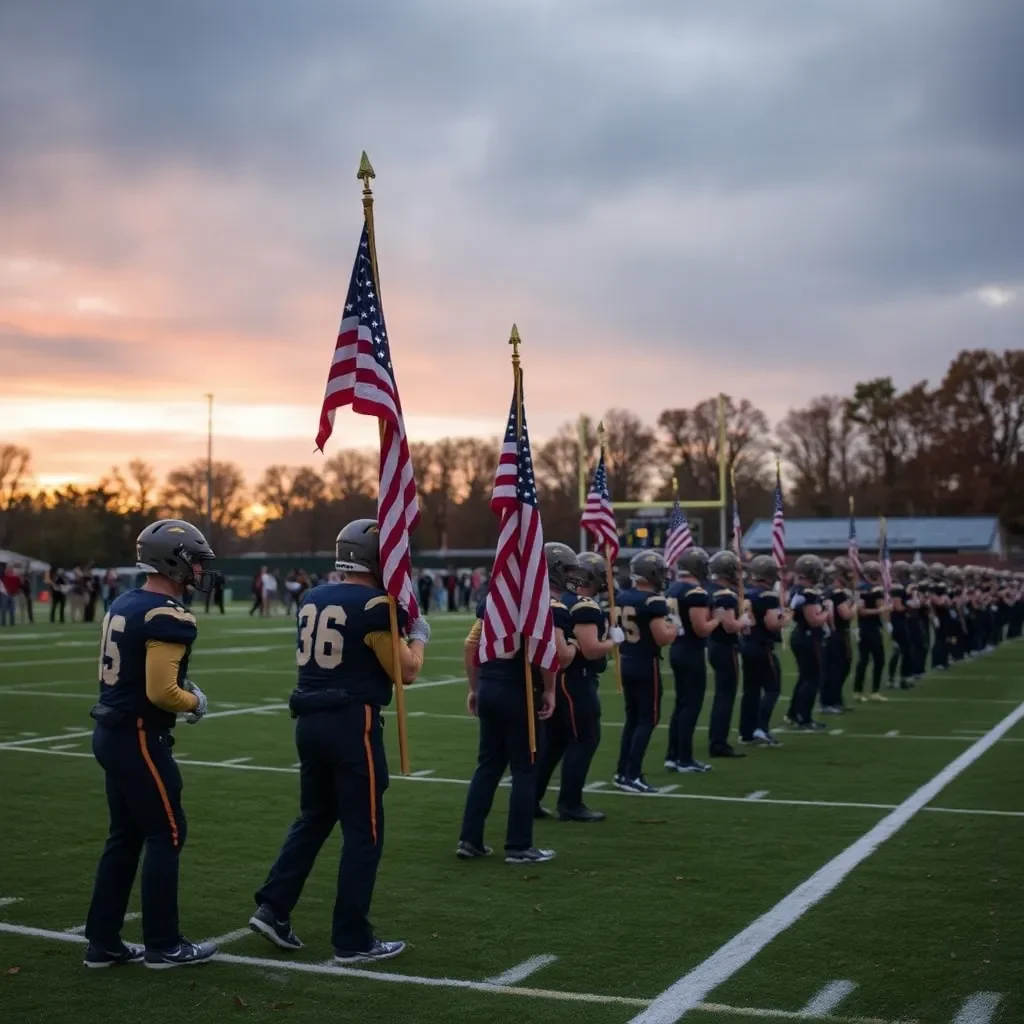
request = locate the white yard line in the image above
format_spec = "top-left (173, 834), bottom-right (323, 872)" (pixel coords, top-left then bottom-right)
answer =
top-left (484, 954), bottom-right (558, 986)
top-left (745, 791), bottom-right (769, 801)
top-left (952, 992), bottom-right (1003, 1024)
top-left (205, 926), bottom-right (254, 947)
top-left (220, 757), bottom-right (252, 765)
top-left (2, 742), bottom-right (1022, 821)
top-left (626, 700), bottom-right (1024, 1024)
top-left (659, 784), bottom-right (680, 794)
top-left (2, 645), bottom-right (274, 668)
top-left (47, 743), bottom-right (79, 751)
top-left (65, 911), bottom-right (140, 935)
top-left (0, 897), bottom-right (24, 908)
top-left (0, 922), bottom-right (913, 1022)
top-left (802, 980), bottom-right (857, 1015)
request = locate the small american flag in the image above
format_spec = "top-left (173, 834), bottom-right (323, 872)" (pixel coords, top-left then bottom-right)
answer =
top-left (731, 492), bottom-right (743, 558)
top-left (847, 511), bottom-right (862, 574)
top-left (880, 520), bottom-right (892, 598)
top-left (315, 224), bottom-right (419, 618)
top-left (771, 464), bottom-right (786, 569)
top-left (478, 371), bottom-right (557, 671)
top-left (663, 497), bottom-right (694, 568)
top-left (581, 451), bottom-right (619, 561)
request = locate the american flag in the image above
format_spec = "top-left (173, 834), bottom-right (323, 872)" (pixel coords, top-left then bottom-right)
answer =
top-left (663, 497), bottom-right (694, 568)
top-left (879, 520), bottom-right (892, 597)
top-left (847, 511), bottom-right (862, 574)
top-left (315, 225), bottom-right (419, 618)
top-left (731, 492), bottom-right (743, 558)
top-left (771, 464), bottom-right (786, 568)
top-left (581, 451), bottom-right (619, 561)
top-left (478, 371), bottom-right (557, 671)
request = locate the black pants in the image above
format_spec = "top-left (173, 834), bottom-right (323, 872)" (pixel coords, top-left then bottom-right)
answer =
top-left (22, 593), bottom-right (33, 623)
top-left (707, 642), bottom-right (739, 750)
top-left (86, 720), bottom-right (185, 952)
top-left (948, 611), bottom-right (967, 661)
top-left (888, 623), bottom-right (911, 683)
top-left (907, 617), bottom-right (926, 676)
top-left (739, 646), bottom-right (780, 740)
top-left (461, 678), bottom-right (540, 852)
top-left (931, 614), bottom-right (949, 668)
top-left (536, 675), bottom-right (601, 811)
top-left (50, 590), bottom-right (66, 623)
top-left (249, 593), bottom-right (262, 615)
top-left (256, 704), bottom-right (388, 952)
top-left (788, 630), bottom-right (823, 723)
top-left (854, 628), bottom-right (885, 692)
top-left (205, 590), bottom-right (225, 614)
top-left (617, 660), bottom-right (663, 781)
top-left (821, 633), bottom-right (851, 708)
top-left (666, 644), bottom-right (707, 764)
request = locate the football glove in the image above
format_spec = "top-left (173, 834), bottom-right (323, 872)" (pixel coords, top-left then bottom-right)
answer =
top-left (408, 617), bottom-right (431, 645)
top-left (183, 679), bottom-right (208, 724)
top-left (608, 625), bottom-right (625, 644)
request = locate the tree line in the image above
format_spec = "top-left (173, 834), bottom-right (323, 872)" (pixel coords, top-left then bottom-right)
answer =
top-left (1, 349), bottom-right (1021, 568)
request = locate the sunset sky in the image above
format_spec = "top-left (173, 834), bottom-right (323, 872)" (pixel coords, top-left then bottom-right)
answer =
top-left (3, 0), bottom-right (1022, 490)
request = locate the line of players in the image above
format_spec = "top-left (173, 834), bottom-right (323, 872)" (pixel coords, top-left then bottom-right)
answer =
top-left (455, 542), bottom-right (1024, 865)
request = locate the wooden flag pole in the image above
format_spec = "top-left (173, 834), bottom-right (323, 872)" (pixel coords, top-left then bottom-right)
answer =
top-left (775, 456), bottom-right (787, 610)
top-left (730, 464), bottom-right (747, 615)
top-left (879, 515), bottom-right (891, 626)
top-left (597, 421), bottom-right (623, 694)
top-left (510, 325), bottom-right (538, 756)
top-left (359, 151), bottom-right (411, 776)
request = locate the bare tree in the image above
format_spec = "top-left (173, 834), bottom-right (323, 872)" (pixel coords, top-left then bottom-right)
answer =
top-left (323, 450), bottom-right (377, 500)
top-left (163, 460), bottom-right (248, 542)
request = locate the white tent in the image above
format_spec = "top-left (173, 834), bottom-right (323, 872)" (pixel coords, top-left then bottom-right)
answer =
top-left (0, 549), bottom-right (51, 574)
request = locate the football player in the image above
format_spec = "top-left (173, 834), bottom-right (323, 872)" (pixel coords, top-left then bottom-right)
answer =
top-left (614, 551), bottom-right (677, 792)
top-left (821, 556), bottom-right (856, 713)
top-left (852, 560), bottom-right (887, 702)
top-left (458, 547), bottom-right (562, 864)
top-left (536, 547), bottom-right (623, 821)
top-left (738, 555), bottom-right (785, 747)
top-left (664, 548), bottom-right (718, 772)
top-left (909, 560), bottom-right (931, 675)
top-left (928, 562), bottom-right (950, 669)
top-left (251, 519), bottom-right (430, 963)
top-left (84, 519), bottom-right (216, 969)
top-left (785, 554), bottom-right (829, 729)
top-left (886, 561), bottom-right (913, 689)
top-left (705, 550), bottom-right (751, 757)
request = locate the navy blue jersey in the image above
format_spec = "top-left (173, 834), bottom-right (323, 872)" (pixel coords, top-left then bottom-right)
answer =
top-left (889, 584), bottom-right (907, 624)
top-left (616, 588), bottom-right (669, 664)
top-left (565, 592), bottom-right (608, 677)
top-left (97, 589), bottom-right (198, 729)
top-left (667, 580), bottom-right (711, 650)
top-left (744, 586), bottom-right (780, 648)
top-left (709, 586), bottom-right (740, 646)
top-left (858, 583), bottom-right (885, 631)
top-left (292, 582), bottom-right (408, 710)
top-left (827, 587), bottom-right (853, 635)
top-left (790, 584), bottom-right (823, 634)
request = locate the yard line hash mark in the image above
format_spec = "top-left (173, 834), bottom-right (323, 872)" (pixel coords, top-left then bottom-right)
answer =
top-left (627, 700), bottom-right (1024, 1024)
top-left (802, 980), bottom-right (858, 1015)
top-left (953, 992), bottom-right (1003, 1024)
top-left (484, 954), bottom-right (558, 986)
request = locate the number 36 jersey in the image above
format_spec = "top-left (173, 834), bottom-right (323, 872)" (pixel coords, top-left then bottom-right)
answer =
top-left (293, 582), bottom-right (409, 711)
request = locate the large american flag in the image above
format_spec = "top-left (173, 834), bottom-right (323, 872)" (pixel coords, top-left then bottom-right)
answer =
top-left (581, 451), bottom-right (619, 561)
top-left (771, 464), bottom-right (786, 568)
top-left (879, 519), bottom-right (892, 597)
top-left (847, 511), bottom-right (862, 574)
top-left (663, 497), bottom-right (694, 568)
top-left (478, 372), bottom-right (557, 671)
top-left (315, 225), bottom-right (419, 618)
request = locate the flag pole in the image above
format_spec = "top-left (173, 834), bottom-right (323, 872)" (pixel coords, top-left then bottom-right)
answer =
top-left (775, 456), bottom-right (787, 609)
top-left (879, 515), bottom-right (891, 625)
top-left (358, 151), bottom-right (411, 776)
top-left (598, 421), bottom-right (623, 694)
top-left (730, 464), bottom-right (746, 614)
top-left (510, 324), bottom-right (538, 756)
top-left (849, 495), bottom-right (860, 630)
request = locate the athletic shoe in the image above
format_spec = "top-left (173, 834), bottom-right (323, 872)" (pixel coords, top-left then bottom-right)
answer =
top-left (664, 759), bottom-right (680, 770)
top-left (557, 805), bottom-right (606, 822)
top-left (613, 775), bottom-right (637, 792)
top-left (634, 776), bottom-right (660, 794)
top-left (333, 939), bottom-right (406, 964)
top-left (709, 745), bottom-right (746, 758)
top-left (144, 940), bottom-right (217, 970)
top-left (855, 694), bottom-right (868, 703)
top-left (673, 759), bottom-right (712, 773)
top-left (869, 692), bottom-right (888, 702)
top-left (83, 942), bottom-right (144, 969)
top-left (249, 904), bottom-right (303, 950)
top-left (782, 715), bottom-right (795, 725)
top-left (455, 840), bottom-right (493, 859)
top-left (760, 732), bottom-right (783, 747)
top-left (504, 847), bottom-right (556, 864)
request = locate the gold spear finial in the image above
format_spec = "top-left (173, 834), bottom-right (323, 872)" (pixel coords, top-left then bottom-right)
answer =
top-left (597, 420), bottom-right (606, 452)
top-left (509, 323), bottom-right (521, 362)
top-left (357, 151), bottom-right (376, 184)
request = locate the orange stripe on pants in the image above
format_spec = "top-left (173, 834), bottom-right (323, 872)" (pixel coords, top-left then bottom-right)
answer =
top-left (560, 675), bottom-right (578, 738)
top-left (363, 706), bottom-right (378, 846)
top-left (652, 661), bottom-right (660, 721)
top-left (135, 718), bottom-right (179, 849)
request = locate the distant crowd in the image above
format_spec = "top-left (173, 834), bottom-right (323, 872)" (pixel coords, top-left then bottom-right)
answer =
top-left (0, 563), bottom-right (127, 626)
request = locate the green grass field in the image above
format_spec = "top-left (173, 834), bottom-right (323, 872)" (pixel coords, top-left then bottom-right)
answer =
top-left (1, 609), bottom-right (1022, 1024)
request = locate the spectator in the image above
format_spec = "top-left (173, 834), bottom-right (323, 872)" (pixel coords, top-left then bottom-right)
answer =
top-left (417, 570), bottom-right (432, 614)
top-left (102, 568), bottom-right (119, 612)
top-left (210, 572), bottom-right (225, 613)
top-left (1, 562), bottom-right (19, 627)
top-left (249, 570), bottom-right (263, 616)
top-left (19, 566), bottom-right (34, 624)
top-left (68, 567), bottom-right (87, 623)
top-left (260, 565), bottom-right (278, 616)
top-left (445, 566), bottom-right (457, 612)
top-left (459, 571), bottom-right (472, 610)
top-left (48, 567), bottom-right (67, 623)
top-left (84, 568), bottom-right (100, 623)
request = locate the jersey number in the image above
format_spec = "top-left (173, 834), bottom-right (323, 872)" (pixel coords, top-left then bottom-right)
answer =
top-left (619, 606), bottom-right (641, 644)
top-left (296, 603), bottom-right (347, 670)
top-left (98, 613), bottom-right (126, 687)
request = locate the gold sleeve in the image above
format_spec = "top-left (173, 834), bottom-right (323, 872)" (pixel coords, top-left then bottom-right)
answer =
top-left (464, 619), bottom-right (483, 652)
top-left (364, 630), bottom-right (422, 685)
top-left (145, 641), bottom-right (199, 713)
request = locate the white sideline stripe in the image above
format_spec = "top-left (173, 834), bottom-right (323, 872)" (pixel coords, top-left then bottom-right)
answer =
top-left (206, 926), bottom-right (253, 947)
top-left (746, 791), bottom-right (769, 801)
top-left (0, 897), bottom-right (24, 908)
top-left (220, 757), bottom-right (252, 765)
top-left (3, 742), bottom-right (1024, 820)
top-left (953, 992), bottom-right (1003, 1024)
top-left (802, 980), bottom-right (857, 1014)
top-left (0, 922), bottom-right (911, 1023)
top-left (485, 954), bottom-right (559, 986)
top-left (627, 700), bottom-right (1024, 1024)
top-left (66, 911), bottom-right (140, 935)
top-left (660, 784), bottom-right (679, 794)
top-left (48, 743), bottom-right (79, 751)
top-left (885, 731), bottom-right (900, 738)
top-left (411, 769), bottom-right (434, 777)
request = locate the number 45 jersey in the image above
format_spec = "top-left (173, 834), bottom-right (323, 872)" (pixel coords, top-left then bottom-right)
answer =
top-left (96, 589), bottom-right (198, 730)
top-left (292, 581), bottom-right (409, 712)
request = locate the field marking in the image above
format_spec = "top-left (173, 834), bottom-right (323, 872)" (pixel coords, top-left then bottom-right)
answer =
top-left (411, 769), bottom-right (435, 777)
top-left (47, 743), bottom-right (79, 751)
top-left (0, 897), bottom-right (24, 909)
top-left (65, 911), bottom-right (140, 935)
top-left (627, 700), bottom-right (1024, 1024)
top-left (0, 921), bottom-right (913, 1021)
top-left (220, 756), bottom-right (252, 765)
top-left (206, 926), bottom-right (254, 947)
top-left (953, 992), bottom-right (1003, 1023)
top-left (1, 645), bottom-right (275, 668)
top-left (746, 791), bottom-right (769, 801)
top-left (660, 784), bottom-right (680, 794)
top-left (884, 731), bottom-right (900, 738)
top-left (802, 980), bottom-right (857, 1014)
top-left (3, 742), bottom-right (1022, 821)
top-left (484, 953), bottom-right (558, 985)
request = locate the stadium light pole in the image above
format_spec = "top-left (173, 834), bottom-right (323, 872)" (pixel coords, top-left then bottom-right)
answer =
top-left (205, 393), bottom-right (214, 543)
